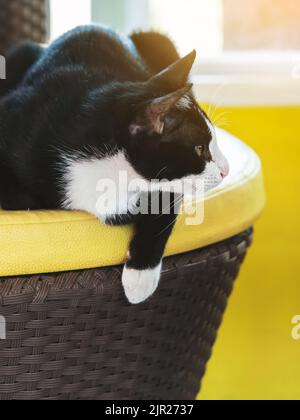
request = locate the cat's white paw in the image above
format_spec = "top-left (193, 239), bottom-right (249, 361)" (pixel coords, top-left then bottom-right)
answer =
top-left (122, 262), bottom-right (162, 304)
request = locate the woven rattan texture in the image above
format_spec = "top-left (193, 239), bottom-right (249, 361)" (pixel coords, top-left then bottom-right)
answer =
top-left (0, 0), bottom-right (49, 52)
top-left (0, 229), bottom-right (253, 400)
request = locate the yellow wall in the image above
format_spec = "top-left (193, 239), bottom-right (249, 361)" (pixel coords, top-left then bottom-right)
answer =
top-left (198, 106), bottom-right (300, 400)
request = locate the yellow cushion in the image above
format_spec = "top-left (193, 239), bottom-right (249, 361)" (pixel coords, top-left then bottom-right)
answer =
top-left (0, 129), bottom-right (265, 277)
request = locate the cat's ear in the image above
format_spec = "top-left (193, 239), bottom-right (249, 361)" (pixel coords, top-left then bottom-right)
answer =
top-left (149, 50), bottom-right (196, 89)
top-left (130, 84), bottom-right (193, 136)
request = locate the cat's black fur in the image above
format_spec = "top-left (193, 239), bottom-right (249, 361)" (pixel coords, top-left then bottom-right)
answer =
top-left (0, 25), bottom-right (216, 303)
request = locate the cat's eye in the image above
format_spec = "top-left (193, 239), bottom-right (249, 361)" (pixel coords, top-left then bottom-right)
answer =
top-left (195, 145), bottom-right (204, 157)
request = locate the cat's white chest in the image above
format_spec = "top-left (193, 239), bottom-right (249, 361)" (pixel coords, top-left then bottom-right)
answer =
top-left (62, 151), bottom-right (143, 222)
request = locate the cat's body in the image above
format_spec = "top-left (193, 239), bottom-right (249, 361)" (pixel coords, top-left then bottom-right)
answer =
top-left (0, 27), bottom-right (144, 211)
top-left (0, 25), bottom-right (229, 304)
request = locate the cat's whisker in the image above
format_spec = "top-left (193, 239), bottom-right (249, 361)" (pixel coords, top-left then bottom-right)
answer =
top-left (206, 102), bottom-right (218, 123)
top-left (214, 116), bottom-right (231, 129)
top-left (156, 218), bottom-right (179, 238)
top-left (154, 194), bottom-right (184, 220)
top-left (213, 110), bottom-right (231, 120)
top-left (212, 111), bottom-right (230, 124)
top-left (205, 82), bottom-right (229, 125)
top-left (212, 111), bottom-right (232, 129)
top-left (206, 101), bottom-right (216, 121)
top-left (211, 105), bottom-right (220, 124)
top-left (216, 121), bottom-right (230, 129)
top-left (154, 166), bottom-right (168, 180)
top-left (214, 116), bottom-right (230, 125)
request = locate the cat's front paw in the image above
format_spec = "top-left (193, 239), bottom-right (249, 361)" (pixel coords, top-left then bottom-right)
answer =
top-left (122, 262), bottom-right (162, 304)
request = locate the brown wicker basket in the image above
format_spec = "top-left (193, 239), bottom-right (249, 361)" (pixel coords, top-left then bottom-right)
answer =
top-left (0, 229), bottom-right (253, 400)
top-left (0, 0), bottom-right (49, 53)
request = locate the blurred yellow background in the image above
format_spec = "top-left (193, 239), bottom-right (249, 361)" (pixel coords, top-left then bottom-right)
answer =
top-left (198, 105), bottom-right (300, 400)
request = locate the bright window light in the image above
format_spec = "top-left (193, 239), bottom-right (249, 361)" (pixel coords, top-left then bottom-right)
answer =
top-left (50, 0), bottom-right (223, 57)
top-left (50, 0), bottom-right (92, 40)
top-left (149, 0), bottom-right (223, 57)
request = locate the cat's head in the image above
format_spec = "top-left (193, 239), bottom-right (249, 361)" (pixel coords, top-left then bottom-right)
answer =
top-left (119, 51), bottom-right (230, 195)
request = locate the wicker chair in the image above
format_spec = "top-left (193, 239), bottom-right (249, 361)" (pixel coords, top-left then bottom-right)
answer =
top-left (0, 0), bottom-right (49, 52)
top-left (0, 2), bottom-right (265, 400)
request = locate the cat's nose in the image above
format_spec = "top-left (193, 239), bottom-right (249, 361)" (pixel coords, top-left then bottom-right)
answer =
top-left (220, 166), bottom-right (229, 179)
top-left (217, 156), bottom-right (230, 179)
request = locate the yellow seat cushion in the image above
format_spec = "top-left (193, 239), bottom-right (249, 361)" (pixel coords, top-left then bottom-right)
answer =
top-left (0, 128), bottom-right (265, 277)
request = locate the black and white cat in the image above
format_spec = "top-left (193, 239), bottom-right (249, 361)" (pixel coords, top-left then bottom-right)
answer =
top-left (0, 26), bottom-right (229, 304)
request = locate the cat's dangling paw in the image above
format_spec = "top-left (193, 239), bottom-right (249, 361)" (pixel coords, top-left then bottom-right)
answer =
top-left (122, 262), bottom-right (162, 304)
